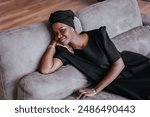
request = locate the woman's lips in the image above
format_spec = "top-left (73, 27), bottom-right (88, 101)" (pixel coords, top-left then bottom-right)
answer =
top-left (60, 38), bottom-right (66, 43)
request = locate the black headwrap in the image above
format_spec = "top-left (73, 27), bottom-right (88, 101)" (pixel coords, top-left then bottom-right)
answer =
top-left (49, 10), bottom-right (75, 29)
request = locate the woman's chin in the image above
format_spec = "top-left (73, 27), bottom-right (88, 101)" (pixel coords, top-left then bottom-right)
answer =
top-left (61, 41), bottom-right (69, 45)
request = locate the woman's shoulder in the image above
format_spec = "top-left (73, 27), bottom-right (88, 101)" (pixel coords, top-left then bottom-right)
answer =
top-left (83, 26), bottom-right (107, 34)
top-left (55, 45), bottom-right (70, 53)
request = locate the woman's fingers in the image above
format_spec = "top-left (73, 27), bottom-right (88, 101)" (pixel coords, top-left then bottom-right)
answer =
top-left (78, 88), bottom-right (91, 99)
top-left (77, 91), bottom-right (87, 99)
top-left (76, 88), bottom-right (97, 99)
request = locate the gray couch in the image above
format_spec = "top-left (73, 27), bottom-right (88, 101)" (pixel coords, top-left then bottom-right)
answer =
top-left (0, 0), bottom-right (150, 100)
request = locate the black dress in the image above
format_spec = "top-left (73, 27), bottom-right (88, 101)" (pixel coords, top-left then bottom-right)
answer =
top-left (54, 26), bottom-right (150, 100)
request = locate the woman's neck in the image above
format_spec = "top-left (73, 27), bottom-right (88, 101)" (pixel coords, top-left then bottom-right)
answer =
top-left (69, 33), bottom-right (85, 49)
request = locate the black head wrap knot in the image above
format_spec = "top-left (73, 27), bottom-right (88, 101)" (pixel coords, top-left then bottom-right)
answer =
top-left (49, 10), bottom-right (75, 29)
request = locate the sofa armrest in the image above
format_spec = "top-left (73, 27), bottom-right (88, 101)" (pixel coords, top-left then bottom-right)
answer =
top-left (141, 13), bottom-right (150, 26)
top-left (17, 66), bottom-right (90, 100)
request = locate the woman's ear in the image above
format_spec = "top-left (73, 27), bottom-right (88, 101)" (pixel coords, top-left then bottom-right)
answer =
top-left (71, 27), bottom-right (75, 32)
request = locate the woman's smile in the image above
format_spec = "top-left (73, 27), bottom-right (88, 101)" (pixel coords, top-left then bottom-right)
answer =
top-left (60, 38), bottom-right (66, 42)
top-left (59, 37), bottom-right (69, 45)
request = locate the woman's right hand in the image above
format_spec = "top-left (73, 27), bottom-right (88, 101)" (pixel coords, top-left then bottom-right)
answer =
top-left (50, 39), bottom-right (57, 47)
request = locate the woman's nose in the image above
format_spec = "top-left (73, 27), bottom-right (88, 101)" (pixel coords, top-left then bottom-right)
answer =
top-left (57, 33), bottom-right (63, 39)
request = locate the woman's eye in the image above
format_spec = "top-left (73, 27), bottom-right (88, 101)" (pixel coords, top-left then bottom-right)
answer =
top-left (60, 29), bottom-right (65, 33)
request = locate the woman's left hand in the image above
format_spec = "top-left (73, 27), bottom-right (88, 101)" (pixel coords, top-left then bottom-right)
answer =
top-left (76, 88), bottom-right (97, 100)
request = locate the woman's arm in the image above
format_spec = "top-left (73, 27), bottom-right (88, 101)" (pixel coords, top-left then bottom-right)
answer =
top-left (39, 40), bottom-right (63, 74)
top-left (76, 57), bottom-right (125, 99)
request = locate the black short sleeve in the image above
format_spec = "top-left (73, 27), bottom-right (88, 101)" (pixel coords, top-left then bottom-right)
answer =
top-left (97, 26), bottom-right (121, 63)
top-left (54, 46), bottom-right (69, 65)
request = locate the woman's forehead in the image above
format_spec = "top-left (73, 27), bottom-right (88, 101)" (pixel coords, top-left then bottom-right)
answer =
top-left (52, 22), bottom-right (68, 28)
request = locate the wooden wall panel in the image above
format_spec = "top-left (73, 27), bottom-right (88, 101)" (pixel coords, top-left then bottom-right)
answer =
top-left (0, 0), bottom-right (150, 32)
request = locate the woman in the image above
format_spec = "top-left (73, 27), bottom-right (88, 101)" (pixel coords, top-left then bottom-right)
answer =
top-left (40, 10), bottom-right (150, 100)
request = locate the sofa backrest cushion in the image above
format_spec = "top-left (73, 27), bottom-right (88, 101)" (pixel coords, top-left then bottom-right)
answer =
top-left (112, 26), bottom-right (150, 57)
top-left (74, 16), bottom-right (83, 33)
top-left (77, 0), bottom-right (142, 38)
top-left (0, 23), bottom-right (51, 99)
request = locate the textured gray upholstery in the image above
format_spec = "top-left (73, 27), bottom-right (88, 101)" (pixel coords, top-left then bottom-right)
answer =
top-left (0, 0), bottom-right (150, 100)
top-left (112, 26), bottom-right (150, 56)
top-left (77, 0), bottom-right (142, 38)
top-left (0, 23), bottom-right (51, 99)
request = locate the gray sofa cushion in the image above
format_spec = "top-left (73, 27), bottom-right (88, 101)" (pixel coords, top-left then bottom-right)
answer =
top-left (74, 16), bottom-right (82, 33)
top-left (112, 26), bottom-right (150, 56)
top-left (77, 0), bottom-right (142, 38)
top-left (17, 65), bottom-right (89, 100)
top-left (0, 23), bottom-right (51, 99)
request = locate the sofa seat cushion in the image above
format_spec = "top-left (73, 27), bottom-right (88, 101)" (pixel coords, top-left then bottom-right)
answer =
top-left (112, 26), bottom-right (150, 57)
top-left (17, 65), bottom-right (89, 100)
top-left (77, 0), bottom-right (142, 38)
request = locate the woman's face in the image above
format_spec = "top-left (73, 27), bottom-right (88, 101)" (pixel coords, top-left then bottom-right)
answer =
top-left (52, 22), bottom-right (73, 45)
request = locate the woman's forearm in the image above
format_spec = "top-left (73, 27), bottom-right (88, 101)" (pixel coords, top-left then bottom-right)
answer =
top-left (95, 58), bottom-right (125, 93)
top-left (39, 41), bottom-right (57, 73)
